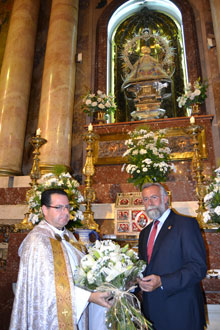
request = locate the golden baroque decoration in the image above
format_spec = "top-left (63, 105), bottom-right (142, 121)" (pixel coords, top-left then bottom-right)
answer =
top-left (121, 29), bottom-right (175, 78)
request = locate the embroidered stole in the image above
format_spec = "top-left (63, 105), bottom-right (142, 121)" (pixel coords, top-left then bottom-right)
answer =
top-left (50, 238), bottom-right (75, 329)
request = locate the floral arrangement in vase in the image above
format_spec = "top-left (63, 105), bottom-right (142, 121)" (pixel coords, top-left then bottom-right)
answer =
top-left (27, 168), bottom-right (84, 228)
top-left (122, 127), bottom-right (175, 189)
top-left (75, 239), bottom-right (151, 329)
top-left (177, 78), bottom-right (208, 110)
top-left (203, 167), bottom-right (220, 225)
top-left (81, 90), bottom-right (116, 120)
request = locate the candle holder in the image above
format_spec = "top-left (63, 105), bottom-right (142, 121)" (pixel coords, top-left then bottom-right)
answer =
top-left (185, 120), bottom-right (208, 228)
top-left (14, 133), bottom-right (47, 232)
top-left (29, 134), bottom-right (47, 186)
top-left (82, 126), bottom-right (100, 232)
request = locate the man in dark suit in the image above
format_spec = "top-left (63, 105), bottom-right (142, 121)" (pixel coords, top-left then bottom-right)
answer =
top-left (137, 183), bottom-right (207, 330)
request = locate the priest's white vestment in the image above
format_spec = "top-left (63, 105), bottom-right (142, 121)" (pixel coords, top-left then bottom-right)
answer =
top-left (9, 220), bottom-right (91, 330)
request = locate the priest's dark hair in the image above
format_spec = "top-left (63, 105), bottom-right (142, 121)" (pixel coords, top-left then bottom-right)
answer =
top-left (41, 189), bottom-right (68, 207)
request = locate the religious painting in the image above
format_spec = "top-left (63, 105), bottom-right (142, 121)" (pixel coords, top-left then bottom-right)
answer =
top-left (115, 192), bottom-right (150, 236)
top-left (117, 223), bottom-right (130, 233)
top-left (117, 210), bottom-right (129, 221)
top-left (132, 222), bottom-right (139, 232)
top-left (132, 197), bottom-right (144, 206)
top-left (118, 197), bottom-right (129, 207)
top-left (132, 210), bottom-right (151, 232)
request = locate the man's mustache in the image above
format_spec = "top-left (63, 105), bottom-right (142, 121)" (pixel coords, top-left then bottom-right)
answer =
top-left (147, 206), bottom-right (158, 211)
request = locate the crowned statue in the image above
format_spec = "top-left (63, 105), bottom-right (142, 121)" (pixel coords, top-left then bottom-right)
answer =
top-left (121, 31), bottom-right (175, 120)
top-left (122, 45), bottom-right (170, 86)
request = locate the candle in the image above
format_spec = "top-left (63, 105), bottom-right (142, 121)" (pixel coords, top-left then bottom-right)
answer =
top-left (190, 116), bottom-right (195, 124)
top-left (36, 128), bottom-right (41, 136)
top-left (88, 123), bottom-right (93, 132)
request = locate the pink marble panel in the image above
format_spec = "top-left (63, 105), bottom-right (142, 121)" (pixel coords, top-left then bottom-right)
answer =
top-left (0, 188), bottom-right (28, 205)
top-left (203, 232), bottom-right (220, 269)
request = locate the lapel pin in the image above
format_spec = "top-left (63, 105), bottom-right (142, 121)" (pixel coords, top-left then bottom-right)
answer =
top-left (168, 226), bottom-right (172, 230)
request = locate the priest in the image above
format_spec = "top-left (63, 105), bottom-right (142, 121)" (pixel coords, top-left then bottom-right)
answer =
top-left (9, 188), bottom-right (111, 330)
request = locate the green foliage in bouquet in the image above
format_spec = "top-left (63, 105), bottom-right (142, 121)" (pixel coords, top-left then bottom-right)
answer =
top-left (203, 167), bottom-right (220, 225)
top-left (75, 240), bottom-right (152, 329)
top-left (105, 282), bottom-right (151, 330)
top-left (75, 240), bottom-right (145, 290)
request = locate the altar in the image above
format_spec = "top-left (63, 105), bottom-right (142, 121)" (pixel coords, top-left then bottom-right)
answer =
top-left (84, 115), bottom-right (215, 203)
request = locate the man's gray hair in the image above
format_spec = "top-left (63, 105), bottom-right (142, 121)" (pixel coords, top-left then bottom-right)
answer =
top-left (142, 183), bottom-right (168, 200)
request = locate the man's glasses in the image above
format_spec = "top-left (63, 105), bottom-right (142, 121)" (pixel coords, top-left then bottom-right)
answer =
top-left (46, 205), bottom-right (70, 212)
top-left (143, 195), bottom-right (160, 203)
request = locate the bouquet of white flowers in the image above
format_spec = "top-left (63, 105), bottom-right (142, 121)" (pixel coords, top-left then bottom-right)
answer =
top-left (177, 78), bottom-right (208, 109)
top-left (81, 90), bottom-right (116, 119)
top-left (203, 167), bottom-right (220, 225)
top-left (27, 170), bottom-right (84, 228)
top-left (122, 127), bottom-right (174, 188)
top-left (75, 240), bottom-right (151, 329)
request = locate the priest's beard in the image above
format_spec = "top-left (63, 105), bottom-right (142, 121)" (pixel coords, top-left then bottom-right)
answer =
top-left (146, 202), bottom-right (166, 220)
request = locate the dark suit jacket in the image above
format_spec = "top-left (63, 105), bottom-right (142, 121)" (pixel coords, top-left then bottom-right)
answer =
top-left (138, 210), bottom-right (207, 330)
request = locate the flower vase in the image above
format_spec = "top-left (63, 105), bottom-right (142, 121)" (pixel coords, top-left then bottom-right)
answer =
top-left (94, 111), bottom-right (106, 124)
top-left (191, 103), bottom-right (200, 115)
top-left (185, 107), bottom-right (192, 117)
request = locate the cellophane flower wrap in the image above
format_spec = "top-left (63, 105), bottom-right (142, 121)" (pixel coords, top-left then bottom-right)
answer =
top-left (203, 167), bottom-right (220, 225)
top-left (27, 170), bottom-right (84, 227)
top-left (122, 127), bottom-right (174, 189)
top-left (75, 240), bottom-right (151, 329)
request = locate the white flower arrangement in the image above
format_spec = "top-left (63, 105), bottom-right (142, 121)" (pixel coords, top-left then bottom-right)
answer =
top-left (122, 127), bottom-right (175, 188)
top-left (75, 240), bottom-right (150, 329)
top-left (27, 171), bottom-right (84, 227)
top-left (75, 240), bottom-right (145, 290)
top-left (177, 78), bottom-right (208, 109)
top-left (203, 167), bottom-right (220, 225)
top-left (81, 90), bottom-right (116, 118)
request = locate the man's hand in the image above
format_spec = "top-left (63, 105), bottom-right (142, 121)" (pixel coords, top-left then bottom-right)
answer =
top-left (89, 291), bottom-right (112, 308)
top-left (137, 274), bottom-right (162, 292)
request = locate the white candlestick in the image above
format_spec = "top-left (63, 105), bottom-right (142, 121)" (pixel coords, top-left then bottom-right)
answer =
top-left (88, 123), bottom-right (93, 132)
top-left (190, 116), bottom-right (195, 124)
top-left (36, 128), bottom-right (41, 136)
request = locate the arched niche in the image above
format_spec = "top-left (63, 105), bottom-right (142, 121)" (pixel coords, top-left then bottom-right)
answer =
top-left (95, 0), bottom-right (203, 121)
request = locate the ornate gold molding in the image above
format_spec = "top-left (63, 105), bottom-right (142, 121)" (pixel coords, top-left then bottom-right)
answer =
top-left (93, 127), bottom-right (207, 165)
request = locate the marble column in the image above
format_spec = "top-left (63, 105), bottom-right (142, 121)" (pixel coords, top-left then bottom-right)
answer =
top-left (0, 0), bottom-right (40, 176)
top-left (37, 0), bottom-right (79, 173)
top-left (210, 0), bottom-right (220, 72)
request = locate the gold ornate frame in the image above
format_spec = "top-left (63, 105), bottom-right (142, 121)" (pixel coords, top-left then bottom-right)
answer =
top-left (93, 127), bottom-right (207, 165)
